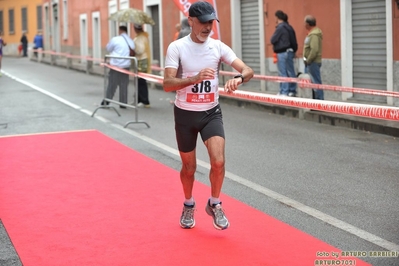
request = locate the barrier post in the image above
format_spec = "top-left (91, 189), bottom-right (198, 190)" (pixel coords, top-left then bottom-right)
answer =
top-left (86, 59), bottom-right (93, 74)
top-left (91, 55), bottom-right (150, 128)
top-left (50, 52), bottom-right (56, 65)
top-left (124, 57), bottom-right (150, 128)
top-left (66, 54), bottom-right (72, 69)
top-left (38, 48), bottom-right (43, 63)
top-left (297, 74), bottom-right (312, 119)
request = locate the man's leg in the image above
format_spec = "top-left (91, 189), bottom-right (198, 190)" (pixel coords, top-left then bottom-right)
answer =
top-left (277, 52), bottom-right (289, 95)
top-left (137, 78), bottom-right (150, 105)
top-left (308, 63), bottom-right (323, 100)
top-left (204, 136), bottom-right (229, 230)
top-left (179, 150), bottom-right (197, 200)
top-left (118, 70), bottom-right (129, 105)
top-left (105, 69), bottom-right (118, 102)
top-left (179, 150), bottom-right (197, 229)
top-left (204, 136), bottom-right (225, 198)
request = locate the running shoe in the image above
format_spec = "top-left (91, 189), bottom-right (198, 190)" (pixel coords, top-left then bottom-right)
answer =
top-left (180, 203), bottom-right (195, 229)
top-left (205, 200), bottom-right (230, 230)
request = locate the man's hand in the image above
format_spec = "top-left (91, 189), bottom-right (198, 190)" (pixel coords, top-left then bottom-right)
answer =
top-left (194, 68), bottom-right (215, 83)
top-left (224, 76), bottom-right (242, 93)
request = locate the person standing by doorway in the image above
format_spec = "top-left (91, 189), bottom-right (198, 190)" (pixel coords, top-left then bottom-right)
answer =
top-left (303, 15), bottom-right (324, 100)
top-left (133, 24), bottom-right (151, 108)
top-left (177, 18), bottom-right (191, 39)
top-left (20, 32), bottom-right (28, 57)
top-left (270, 10), bottom-right (297, 97)
top-left (0, 31), bottom-right (6, 76)
top-left (33, 31), bottom-right (44, 58)
top-left (174, 23), bottom-right (181, 41)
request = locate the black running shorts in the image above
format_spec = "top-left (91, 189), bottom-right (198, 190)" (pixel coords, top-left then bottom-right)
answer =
top-left (174, 104), bottom-right (225, 153)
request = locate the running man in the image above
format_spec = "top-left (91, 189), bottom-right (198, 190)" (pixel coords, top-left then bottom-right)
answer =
top-left (163, 1), bottom-right (254, 230)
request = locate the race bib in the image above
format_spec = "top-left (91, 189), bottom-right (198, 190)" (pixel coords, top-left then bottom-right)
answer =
top-left (185, 78), bottom-right (217, 103)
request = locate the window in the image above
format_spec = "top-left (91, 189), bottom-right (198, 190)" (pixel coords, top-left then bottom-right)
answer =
top-left (0, 11), bottom-right (4, 33)
top-left (8, 9), bottom-right (14, 34)
top-left (22, 7), bottom-right (28, 32)
top-left (37, 6), bottom-right (43, 30)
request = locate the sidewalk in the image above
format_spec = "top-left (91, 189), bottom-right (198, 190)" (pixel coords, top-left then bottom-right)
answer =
top-left (29, 55), bottom-right (399, 137)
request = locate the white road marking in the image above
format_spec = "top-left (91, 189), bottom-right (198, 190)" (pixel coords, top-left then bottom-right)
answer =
top-left (4, 70), bottom-right (399, 252)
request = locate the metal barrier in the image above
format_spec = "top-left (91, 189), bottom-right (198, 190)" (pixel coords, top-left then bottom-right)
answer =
top-left (91, 55), bottom-right (150, 128)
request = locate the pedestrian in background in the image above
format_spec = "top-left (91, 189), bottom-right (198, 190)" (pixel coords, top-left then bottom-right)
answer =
top-left (303, 15), bottom-right (323, 100)
top-left (133, 24), bottom-right (151, 108)
top-left (282, 13), bottom-right (298, 96)
top-left (0, 31), bottom-right (6, 76)
top-left (33, 31), bottom-right (44, 58)
top-left (102, 25), bottom-right (135, 108)
top-left (177, 18), bottom-right (191, 39)
top-left (20, 32), bottom-right (28, 57)
top-left (174, 23), bottom-right (181, 41)
top-left (163, 1), bottom-right (254, 230)
top-left (270, 10), bottom-right (297, 97)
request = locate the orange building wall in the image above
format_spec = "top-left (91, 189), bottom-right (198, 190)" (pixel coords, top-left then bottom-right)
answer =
top-left (62, 0), bottom-right (109, 49)
top-left (27, 0), bottom-right (399, 62)
top-left (0, 0), bottom-right (43, 45)
top-left (264, 0), bottom-right (340, 59)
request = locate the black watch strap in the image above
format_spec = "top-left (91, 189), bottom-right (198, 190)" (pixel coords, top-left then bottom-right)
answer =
top-left (234, 74), bottom-right (244, 83)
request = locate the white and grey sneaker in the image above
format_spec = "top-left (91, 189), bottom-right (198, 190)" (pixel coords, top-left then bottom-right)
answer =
top-left (205, 200), bottom-right (229, 230)
top-left (180, 203), bottom-right (196, 229)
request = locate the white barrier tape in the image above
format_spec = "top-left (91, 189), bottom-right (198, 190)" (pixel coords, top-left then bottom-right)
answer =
top-left (218, 88), bottom-right (399, 121)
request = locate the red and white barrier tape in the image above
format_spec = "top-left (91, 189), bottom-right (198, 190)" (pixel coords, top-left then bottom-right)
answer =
top-left (33, 50), bottom-right (399, 121)
top-left (220, 71), bottom-right (399, 98)
top-left (101, 63), bottom-right (164, 84)
top-left (219, 88), bottom-right (399, 121)
top-left (151, 67), bottom-right (399, 98)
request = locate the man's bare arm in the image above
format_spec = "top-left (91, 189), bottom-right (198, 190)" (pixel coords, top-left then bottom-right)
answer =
top-left (231, 58), bottom-right (254, 83)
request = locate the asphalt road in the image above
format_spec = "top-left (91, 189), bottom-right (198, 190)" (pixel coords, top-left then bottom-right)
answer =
top-left (1, 57), bottom-right (398, 266)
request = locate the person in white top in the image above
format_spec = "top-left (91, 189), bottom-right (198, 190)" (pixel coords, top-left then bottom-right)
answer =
top-left (164, 1), bottom-right (254, 230)
top-left (102, 25), bottom-right (135, 108)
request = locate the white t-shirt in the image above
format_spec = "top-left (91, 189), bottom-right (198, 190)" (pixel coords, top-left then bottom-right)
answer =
top-left (106, 33), bottom-right (135, 68)
top-left (165, 35), bottom-right (238, 111)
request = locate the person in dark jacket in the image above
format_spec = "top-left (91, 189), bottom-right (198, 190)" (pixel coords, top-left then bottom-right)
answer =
top-left (20, 32), bottom-right (28, 57)
top-left (270, 10), bottom-right (298, 96)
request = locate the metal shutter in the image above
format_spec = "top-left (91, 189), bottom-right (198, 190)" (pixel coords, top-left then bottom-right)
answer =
top-left (240, 0), bottom-right (261, 90)
top-left (352, 0), bottom-right (386, 102)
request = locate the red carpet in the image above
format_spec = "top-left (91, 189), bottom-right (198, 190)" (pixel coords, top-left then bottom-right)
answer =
top-left (0, 130), bottom-right (370, 265)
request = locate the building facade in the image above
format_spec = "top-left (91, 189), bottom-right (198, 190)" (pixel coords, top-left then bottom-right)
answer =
top-left (0, 0), bottom-right (44, 54)
top-left (2, 0), bottom-right (398, 106)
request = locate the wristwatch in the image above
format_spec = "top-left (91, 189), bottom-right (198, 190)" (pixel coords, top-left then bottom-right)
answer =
top-left (234, 74), bottom-right (244, 83)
